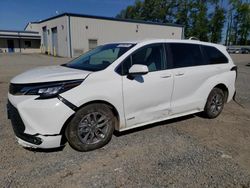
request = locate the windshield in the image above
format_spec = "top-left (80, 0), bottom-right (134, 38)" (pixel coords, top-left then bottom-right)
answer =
top-left (63, 43), bottom-right (135, 71)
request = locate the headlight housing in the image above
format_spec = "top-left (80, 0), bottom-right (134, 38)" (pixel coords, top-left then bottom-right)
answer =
top-left (9, 79), bottom-right (84, 99)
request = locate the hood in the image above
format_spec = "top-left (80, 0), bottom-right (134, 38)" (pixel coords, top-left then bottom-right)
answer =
top-left (11, 65), bottom-right (92, 84)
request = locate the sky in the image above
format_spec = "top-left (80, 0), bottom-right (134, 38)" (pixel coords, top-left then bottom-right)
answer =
top-left (0, 0), bottom-right (135, 30)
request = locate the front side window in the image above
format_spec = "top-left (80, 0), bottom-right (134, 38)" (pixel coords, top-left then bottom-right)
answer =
top-left (119, 43), bottom-right (166, 75)
top-left (64, 43), bottom-right (135, 71)
top-left (203, 45), bottom-right (228, 64)
top-left (169, 43), bottom-right (204, 68)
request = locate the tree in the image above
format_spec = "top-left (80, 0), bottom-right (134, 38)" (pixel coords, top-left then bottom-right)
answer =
top-left (225, 7), bottom-right (233, 45)
top-left (116, 0), bottom-right (249, 44)
top-left (209, 1), bottom-right (226, 43)
top-left (189, 0), bottom-right (209, 41)
top-left (141, 0), bottom-right (166, 22)
top-left (237, 2), bottom-right (250, 44)
top-left (175, 0), bottom-right (191, 38)
top-left (226, 0), bottom-right (250, 45)
top-left (116, 0), bottom-right (143, 19)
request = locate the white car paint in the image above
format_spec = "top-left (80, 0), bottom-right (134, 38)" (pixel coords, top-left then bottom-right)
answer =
top-left (123, 69), bottom-right (174, 127)
top-left (11, 65), bottom-right (91, 84)
top-left (128, 64), bottom-right (149, 74)
top-left (7, 39), bottom-right (236, 149)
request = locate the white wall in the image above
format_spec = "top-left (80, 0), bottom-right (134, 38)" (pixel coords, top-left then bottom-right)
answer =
top-left (25, 23), bottom-right (41, 34)
top-left (30, 15), bottom-right (183, 57)
top-left (70, 16), bottom-right (183, 57)
top-left (35, 16), bottom-right (69, 57)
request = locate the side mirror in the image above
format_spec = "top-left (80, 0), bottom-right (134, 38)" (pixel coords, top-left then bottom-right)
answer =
top-left (128, 64), bottom-right (149, 76)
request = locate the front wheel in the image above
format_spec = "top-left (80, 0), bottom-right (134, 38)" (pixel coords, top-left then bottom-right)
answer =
top-left (203, 88), bottom-right (225, 119)
top-left (66, 104), bottom-right (116, 152)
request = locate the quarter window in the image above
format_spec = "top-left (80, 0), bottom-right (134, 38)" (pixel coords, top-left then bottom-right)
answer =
top-left (169, 43), bottom-right (204, 68)
top-left (203, 46), bottom-right (228, 64)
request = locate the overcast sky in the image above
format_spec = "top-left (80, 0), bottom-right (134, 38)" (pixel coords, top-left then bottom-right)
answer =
top-left (0, 0), bottom-right (134, 30)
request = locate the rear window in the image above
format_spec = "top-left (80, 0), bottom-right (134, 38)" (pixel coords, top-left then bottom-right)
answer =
top-left (169, 43), bottom-right (205, 68)
top-left (203, 45), bottom-right (228, 64)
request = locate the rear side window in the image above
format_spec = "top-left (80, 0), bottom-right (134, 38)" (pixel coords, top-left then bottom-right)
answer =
top-left (203, 45), bottom-right (228, 64)
top-left (169, 43), bottom-right (205, 68)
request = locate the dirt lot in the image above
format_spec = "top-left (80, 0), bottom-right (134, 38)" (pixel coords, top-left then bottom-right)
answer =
top-left (0, 53), bottom-right (250, 187)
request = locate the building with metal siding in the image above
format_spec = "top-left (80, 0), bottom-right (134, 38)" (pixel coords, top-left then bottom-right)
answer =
top-left (0, 30), bottom-right (40, 53)
top-left (26, 16), bottom-right (69, 57)
top-left (25, 13), bottom-right (184, 57)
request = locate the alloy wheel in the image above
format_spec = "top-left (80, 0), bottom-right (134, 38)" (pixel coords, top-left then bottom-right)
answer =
top-left (77, 112), bottom-right (110, 144)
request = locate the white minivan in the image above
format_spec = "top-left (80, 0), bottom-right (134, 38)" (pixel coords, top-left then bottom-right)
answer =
top-left (7, 39), bottom-right (237, 151)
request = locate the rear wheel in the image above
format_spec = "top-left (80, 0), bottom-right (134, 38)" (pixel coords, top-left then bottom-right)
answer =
top-left (203, 88), bottom-right (225, 119)
top-left (66, 104), bottom-right (116, 152)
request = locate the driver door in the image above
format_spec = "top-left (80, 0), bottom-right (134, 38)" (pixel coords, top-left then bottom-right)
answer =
top-left (121, 43), bottom-right (174, 128)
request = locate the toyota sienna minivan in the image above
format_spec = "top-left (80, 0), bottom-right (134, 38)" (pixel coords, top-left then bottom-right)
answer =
top-left (7, 39), bottom-right (237, 151)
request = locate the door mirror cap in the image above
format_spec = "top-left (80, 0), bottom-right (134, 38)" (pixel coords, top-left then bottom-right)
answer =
top-left (128, 64), bottom-right (149, 75)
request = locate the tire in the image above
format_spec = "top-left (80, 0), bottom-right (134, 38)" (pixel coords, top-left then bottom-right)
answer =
top-left (203, 88), bottom-right (225, 119)
top-left (66, 104), bottom-right (116, 152)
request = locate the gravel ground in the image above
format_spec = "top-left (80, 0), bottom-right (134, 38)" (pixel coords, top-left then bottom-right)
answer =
top-left (0, 53), bottom-right (250, 188)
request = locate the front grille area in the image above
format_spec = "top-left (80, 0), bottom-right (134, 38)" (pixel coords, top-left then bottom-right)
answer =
top-left (7, 101), bottom-right (42, 145)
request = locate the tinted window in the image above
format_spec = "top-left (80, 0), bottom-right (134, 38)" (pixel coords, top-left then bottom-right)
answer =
top-left (169, 43), bottom-right (204, 68)
top-left (119, 44), bottom-right (166, 75)
top-left (203, 45), bottom-right (228, 64)
top-left (89, 48), bottom-right (120, 65)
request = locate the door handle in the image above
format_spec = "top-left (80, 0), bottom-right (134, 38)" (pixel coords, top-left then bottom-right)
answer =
top-left (161, 75), bottom-right (172, 78)
top-left (175, 73), bottom-right (184, 76)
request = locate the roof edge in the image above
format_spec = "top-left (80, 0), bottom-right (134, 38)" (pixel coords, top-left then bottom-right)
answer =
top-left (34, 12), bottom-right (184, 28)
top-left (0, 29), bottom-right (39, 34)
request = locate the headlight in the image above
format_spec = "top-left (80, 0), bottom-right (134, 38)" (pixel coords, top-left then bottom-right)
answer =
top-left (32, 85), bottom-right (64, 99)
top-left (10, 79), bottom-right (83, 99)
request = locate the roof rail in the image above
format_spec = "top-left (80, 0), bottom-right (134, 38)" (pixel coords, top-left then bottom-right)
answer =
top-left (188, 37), bottom-right (199, 40)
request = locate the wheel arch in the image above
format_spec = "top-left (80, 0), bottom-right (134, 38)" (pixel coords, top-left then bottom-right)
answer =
top-left (202, 83), bottom-right (229, 112)
top-left (213, 83), bottom-right (229, 102)
top-left (77, 100), bottom-right (120, 127)
top-left (60, 100), bottom-right (121, 144)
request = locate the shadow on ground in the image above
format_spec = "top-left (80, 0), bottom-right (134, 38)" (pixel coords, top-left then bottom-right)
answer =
top-left (114, 114), bottom-right (196, 136)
